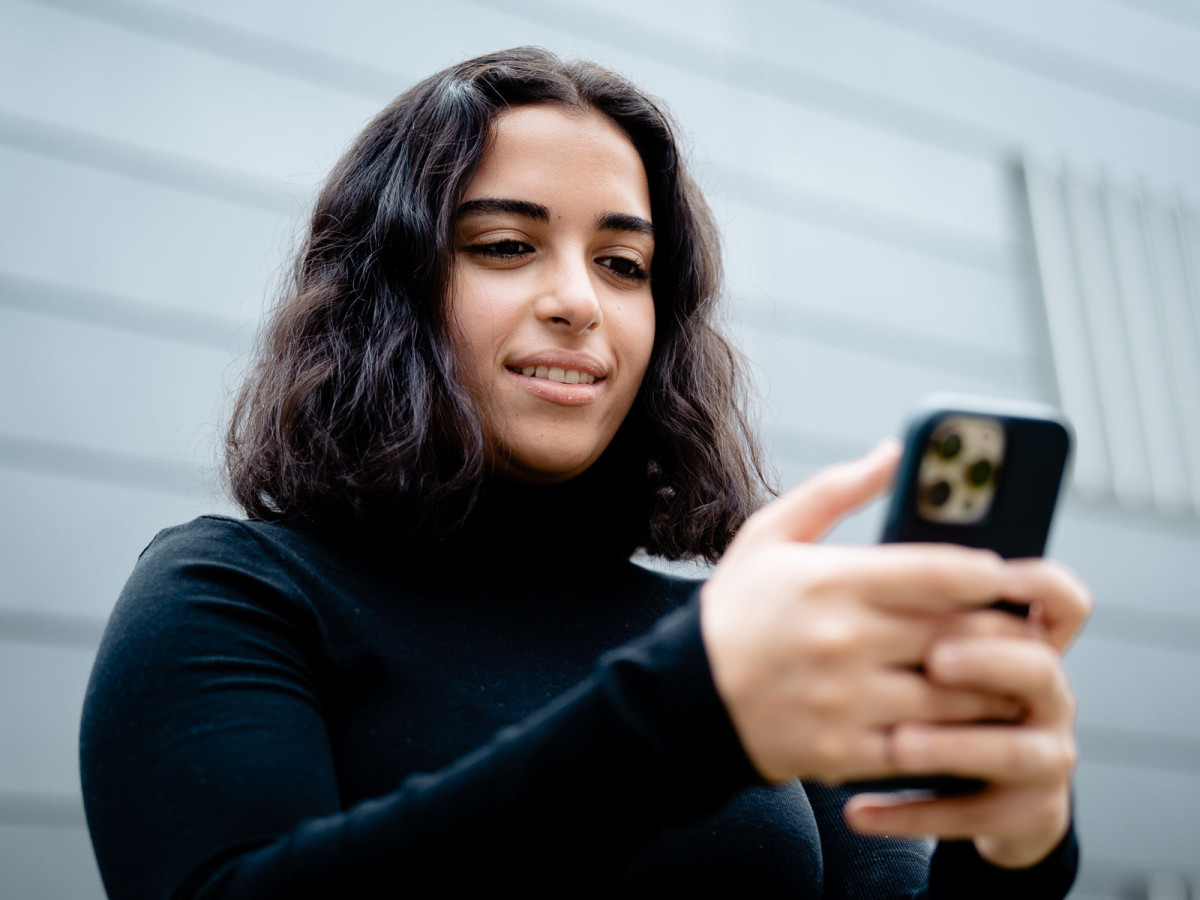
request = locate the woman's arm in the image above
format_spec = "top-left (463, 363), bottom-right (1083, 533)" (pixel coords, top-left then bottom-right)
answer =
top-left (79, 519), bottom-right (758, 899)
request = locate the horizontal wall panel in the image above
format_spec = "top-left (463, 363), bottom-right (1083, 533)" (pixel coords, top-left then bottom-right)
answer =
top-left (672, 89), bottom-right (1013, 249)
top-left (738, 323), bottom-right (1048, 452)
top-left (1052, 499), bottom-right (1200, 621)
top-left (719, 198), bottom-right (1033, 358)
top-left (0, 306), bottom-right (238, 466)
top-left (2, 5), bottom-right (1022, 327)
top-left (1070, 637), bottom-right (1200, 743)
top-left (747, 1), bottom-right (1200, 189)
top-left (114, 0), bottom-right (1200, 236)
top-left (0, 641), bottom-right (95, 796)
top-left (128, 0), bottom-right (1016, 245)
top-left (0, 469), bottom-right (234, 620)
top-left (551, 0), bottom-right (1200, 103)
top-left (0, 0), bottom-right (384, 183)
top-left (530, 0), bottom-right (1200, 193)
top-left (908, 0), bottom-right (1200, 96)
top-left (0, 146), bottom-right (293, 322)
top-left (0, 823), bottom-right (103, 900)
top-left (1074, 760), bottom-right (1200, 871)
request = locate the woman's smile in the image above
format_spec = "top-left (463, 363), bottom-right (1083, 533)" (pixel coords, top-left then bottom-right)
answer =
top-left (503, 349), bottom-right (608, 404)
top-left (507, 368), bottom-right (603, 405)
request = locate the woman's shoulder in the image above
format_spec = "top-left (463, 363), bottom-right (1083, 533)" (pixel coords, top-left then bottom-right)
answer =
top-left (126, 517), bottom-right (267, 597)
top-left (133, 514), bottom-right (360, 589)
top-left (139, 513), bottom-right (321, 561)
top-left (112, 515), bottom-right (345, 640)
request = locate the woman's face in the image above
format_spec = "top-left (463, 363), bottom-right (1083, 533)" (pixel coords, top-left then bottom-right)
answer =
top-left (449, 104), bottom-right (656, 483)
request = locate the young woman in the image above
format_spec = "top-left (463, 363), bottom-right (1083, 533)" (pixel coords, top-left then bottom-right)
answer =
top-left (80, 47), bottom-right (1089, 897)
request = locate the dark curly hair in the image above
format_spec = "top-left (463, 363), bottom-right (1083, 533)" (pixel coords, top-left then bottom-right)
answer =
top-left (225, 47), bottom-right (771, 561)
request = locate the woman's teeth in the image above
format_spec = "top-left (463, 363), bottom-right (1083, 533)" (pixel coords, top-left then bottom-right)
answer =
top-left (518, 365), bottom-right (596, 385)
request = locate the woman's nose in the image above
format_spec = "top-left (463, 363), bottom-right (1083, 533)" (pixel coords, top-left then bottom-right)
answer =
top-left (533, 254), bottom-right (602, 334)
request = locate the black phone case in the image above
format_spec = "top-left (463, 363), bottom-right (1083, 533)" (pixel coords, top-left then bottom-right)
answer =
top-left (881, 401), bottom-right (1071, 559)
top-left (841, 397), bottom-right (1072, 796)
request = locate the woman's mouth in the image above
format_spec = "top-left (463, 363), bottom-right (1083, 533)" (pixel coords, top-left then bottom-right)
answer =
top-left (508, 365), bottom-right (598, 385)
top-left (505, 365), bottom-right (605, 406)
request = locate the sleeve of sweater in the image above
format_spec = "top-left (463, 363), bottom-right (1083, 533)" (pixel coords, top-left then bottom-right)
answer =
top-left (78, 518), bottom-right (761, 899)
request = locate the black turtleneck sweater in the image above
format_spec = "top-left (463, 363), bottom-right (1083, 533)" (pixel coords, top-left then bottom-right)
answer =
top-left (80, 475), bottom-right (1078, 898)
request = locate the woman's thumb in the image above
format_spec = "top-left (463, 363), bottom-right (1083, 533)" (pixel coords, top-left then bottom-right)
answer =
top-left (751, 439), bottom-right (901, 544)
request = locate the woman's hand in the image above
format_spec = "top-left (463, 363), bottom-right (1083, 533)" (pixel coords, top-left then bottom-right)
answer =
top-left (844, 557), bottom-right (1092, 868)
top-left (699, 441), bottom-right (1092, 867)
top-left (701, 440), bottom-right (1018, 783)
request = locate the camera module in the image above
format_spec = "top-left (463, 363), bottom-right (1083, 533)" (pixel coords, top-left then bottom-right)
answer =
top-left (917, 415), bottom-right (1006, 526)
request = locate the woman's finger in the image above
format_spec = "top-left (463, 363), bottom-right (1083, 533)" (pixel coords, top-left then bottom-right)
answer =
top-left (799, 543), bottom-right (1010, 614)
top-left (867, 671), bottom-right (1026, 726)
top-left (843, 785), bottom-right (1071, 859)
top-left (744, 440), bottom-right (901, 545)
top-left (845, 788), bottom-right (1015, 839)
top-left (877, 596), bottom-right (1042, 665)
top-left (933, 608), bottom-right (1041, 643)
top-left (1001, 558), bottom-right (1094, 652)
top-left (885, 721), bottom-right (1078, 783)
top-left (723, 551), bottom-right (1033, 669)
top-left (925, 638), bottom-right (1076, 724)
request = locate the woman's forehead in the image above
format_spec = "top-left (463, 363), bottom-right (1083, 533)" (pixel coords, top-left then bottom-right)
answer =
top-left (465, 105), bottom-right (651, 220)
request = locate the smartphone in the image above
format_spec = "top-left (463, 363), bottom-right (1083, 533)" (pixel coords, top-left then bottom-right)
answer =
top-left (843, 395), bottom-right (1073, 795)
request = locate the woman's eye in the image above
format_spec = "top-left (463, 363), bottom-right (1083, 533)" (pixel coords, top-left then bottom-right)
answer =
top-left (463, 240), bottom-right (534, 260)
top-left (598, 256), bottom-right (648, 282)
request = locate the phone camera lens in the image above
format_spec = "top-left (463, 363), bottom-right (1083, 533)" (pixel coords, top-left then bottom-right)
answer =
top-left (938, 434), bottom-right (962, 459)
top-left (928, 481), bottom-right (951, 506)
top-left (967, 459), bottom-right (992, 486)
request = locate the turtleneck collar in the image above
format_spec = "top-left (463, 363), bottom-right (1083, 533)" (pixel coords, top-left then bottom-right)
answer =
top-left (298, 424), bottom-right (655, 571)
top-left (435, 447), bottom-right (650, 570)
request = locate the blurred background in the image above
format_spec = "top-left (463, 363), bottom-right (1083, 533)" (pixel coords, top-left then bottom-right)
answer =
top-left (2, 1), bottom-right (1199, 897)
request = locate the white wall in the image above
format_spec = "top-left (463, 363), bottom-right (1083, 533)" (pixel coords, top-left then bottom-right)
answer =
top-left (2, 1), bottom-right (1198, 896)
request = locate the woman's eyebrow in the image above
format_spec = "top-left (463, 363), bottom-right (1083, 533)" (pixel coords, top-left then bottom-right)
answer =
top-left (597, 211), bottom-right (654, 237)
top-left (456, 198), bottom-right (549, 221)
